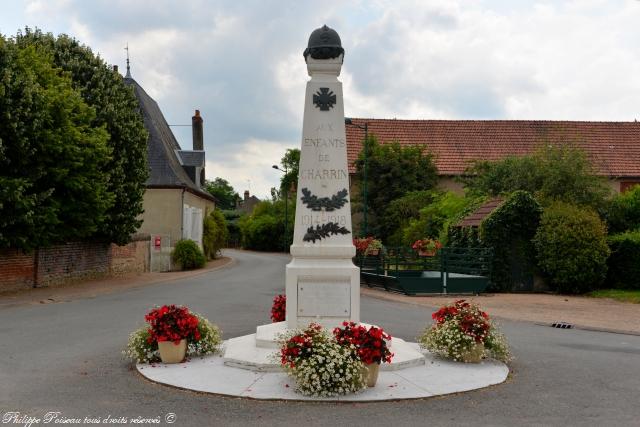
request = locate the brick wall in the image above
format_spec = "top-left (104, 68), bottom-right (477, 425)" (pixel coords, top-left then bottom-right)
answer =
top-left (0, 249), bottom-right (35, 292)
top-left (0, 236), bottom-right (150, 293)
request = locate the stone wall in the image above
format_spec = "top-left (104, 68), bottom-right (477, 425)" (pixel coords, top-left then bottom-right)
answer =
top-left (0, 235), bottom-right (150, 293)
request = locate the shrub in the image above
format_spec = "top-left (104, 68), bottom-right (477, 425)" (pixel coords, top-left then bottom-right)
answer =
top-left (605, 186), bottom-right (640, 234)
top-left (533, 202), bottom-right (610, 293)
top-left (606, 230), bottom-right (640, 290)
top-left (238, 199), bottom-right (293, 251)
top-left (402, 192), bottom-right (479, 246)
top-left (172, 239), bottom-right (206, 270)
top-left (480, 191), bottom-right (542, 291)
top-left (203, 209), bottom-right (228, 259)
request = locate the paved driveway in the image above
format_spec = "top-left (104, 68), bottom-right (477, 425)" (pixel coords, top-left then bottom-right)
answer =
top-left (1, 249), bottom-right (639, 427)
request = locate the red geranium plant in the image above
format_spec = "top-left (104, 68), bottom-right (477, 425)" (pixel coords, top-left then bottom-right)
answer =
top-left (412, 238), bottom-right (442, 256)
top-left (280, 323), bottom-right (324, 368)
top-left (145, 305), bottom-right (200, 344)
top-left (431, 299), bottom-right (490, 343)
top-left (271, 294), bottom-right (286, 323)
top-left (333, 322), bottom-right (394, 365)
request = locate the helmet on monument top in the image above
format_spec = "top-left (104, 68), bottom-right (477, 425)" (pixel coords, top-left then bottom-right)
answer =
top-left (303, 25), bottom-right (345, 60)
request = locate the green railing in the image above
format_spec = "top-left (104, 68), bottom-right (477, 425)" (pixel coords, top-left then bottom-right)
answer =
top-left (356, 247), bottom-right (493, 295)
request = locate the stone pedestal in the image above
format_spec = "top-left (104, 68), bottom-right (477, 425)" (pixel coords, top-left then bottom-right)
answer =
top-left (286, 53), bottom-right (359, 330)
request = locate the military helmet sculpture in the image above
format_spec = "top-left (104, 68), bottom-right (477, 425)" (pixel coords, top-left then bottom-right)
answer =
top-left (303, 25), bottom-right (344, 60)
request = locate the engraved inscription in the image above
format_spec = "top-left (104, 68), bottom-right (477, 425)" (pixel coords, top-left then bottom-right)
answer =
top-left (297, 278), bottom-right (351, 317)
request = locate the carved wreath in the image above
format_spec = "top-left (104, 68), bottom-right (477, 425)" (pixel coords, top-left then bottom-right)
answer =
top-left (300, 188), bottom-right (348, 212)
top-left (303, 222), bottom-right (350, 243)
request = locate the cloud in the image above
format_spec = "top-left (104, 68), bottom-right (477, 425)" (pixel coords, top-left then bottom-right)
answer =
top-left (4, 0), bottom-right (640, 197)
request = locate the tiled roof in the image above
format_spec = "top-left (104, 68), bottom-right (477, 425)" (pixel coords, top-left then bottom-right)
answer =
top-left (124, 77), bottom-right (215, 202)
top-left (457, 198), bottom-right (504, 227)
top-left (345, 119), bottom-right (640, 177)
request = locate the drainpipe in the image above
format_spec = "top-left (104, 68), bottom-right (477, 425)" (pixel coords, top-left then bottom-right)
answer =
top-left (180, 187), bottom-right (186, 241)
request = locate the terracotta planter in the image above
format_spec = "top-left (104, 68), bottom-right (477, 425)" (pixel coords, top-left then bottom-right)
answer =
top-left (158, 339), bottom-right (187, 364)
top-left (361, 362), bottom-right (380, 387)
top-left (461, 343), bottom-right (485, 363)
top-left (418, 249), bottom-right (436, 257)
top-left (367, 249), bottom-right (380, 256)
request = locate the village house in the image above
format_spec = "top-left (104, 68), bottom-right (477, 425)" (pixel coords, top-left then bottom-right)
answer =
top-left (345, 119), bottom-right (640, 194)
top-left (124, 67), bottom-right (216, 271)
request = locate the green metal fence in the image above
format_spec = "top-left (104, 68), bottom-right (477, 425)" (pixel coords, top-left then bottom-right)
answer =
top-left (356, 247), bottom-right (493, 295)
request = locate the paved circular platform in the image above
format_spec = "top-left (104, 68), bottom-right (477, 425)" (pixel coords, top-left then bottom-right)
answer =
top-left (137, 342), bottom-right (509, 401)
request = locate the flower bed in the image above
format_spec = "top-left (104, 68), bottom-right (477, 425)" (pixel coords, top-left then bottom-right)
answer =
top-left (124, 305), bottom-right (222, 363)
top-left (419, 300), bottom-right (510, 363)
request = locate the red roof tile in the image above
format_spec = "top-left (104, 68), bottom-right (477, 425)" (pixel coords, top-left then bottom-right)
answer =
top-left (345, 119), bottom-right (640, 177)
top-left (457, 198), bottom-right (504, 227)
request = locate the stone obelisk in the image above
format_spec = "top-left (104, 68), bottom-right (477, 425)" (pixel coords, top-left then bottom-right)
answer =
top-left (286, 25), bottom-right (359, 329)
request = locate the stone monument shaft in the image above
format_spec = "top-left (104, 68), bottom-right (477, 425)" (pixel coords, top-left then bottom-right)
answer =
top-left (286, 25), bottom-right (360, 329)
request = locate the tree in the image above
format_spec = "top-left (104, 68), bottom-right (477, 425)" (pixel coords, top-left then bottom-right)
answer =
top-left (464, 143), bottom-right (611, 209)
top-left (353, 135), bottom-right (438, 240)
top-left (14, 28), bottom-right (149, 245)
top-left (202, 209), bottom-right (228, 259)
top-left (380, 190), bottom-right (436, 246)
top-left (0, 36), bottom-right (112, 249)
top-left (279, 148), bottom-right (300, 196)
top-left (605, 185), bottom-right (640, 234)
top-left (238, 199), bottom-right (295, 251)
top-left (205, 178), bottom-right (240, 210)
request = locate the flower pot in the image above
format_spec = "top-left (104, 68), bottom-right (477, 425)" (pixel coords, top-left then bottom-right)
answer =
top-left (462, 343), bottom-right (485, 363)
top-left (418, 249), bottom-right (436, 257)
top-left (361, 362), bottom-right (380, 387)
top-left (157, 339), bottom-right (187, 364)
top-left (367, 249), bottom-right (380, 256)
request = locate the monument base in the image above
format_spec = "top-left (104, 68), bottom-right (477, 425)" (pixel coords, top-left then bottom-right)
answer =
top-left (223, 321), bottom-right (426, 372)
top-left (285, 256), bottom-right (360, 330)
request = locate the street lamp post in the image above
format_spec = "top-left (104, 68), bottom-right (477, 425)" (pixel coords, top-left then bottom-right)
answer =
top-left (345, 118), bottom-right (369, 237)
top-left (272, 164), bottom-right (289, 253)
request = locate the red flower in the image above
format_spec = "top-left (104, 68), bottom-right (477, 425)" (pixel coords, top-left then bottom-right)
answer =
top-left (333, 322), bottom-right (394, 365)
top-left (145, 305), bottom-right (201, 344)
top-left (271, 294), bottom-right (286, 323)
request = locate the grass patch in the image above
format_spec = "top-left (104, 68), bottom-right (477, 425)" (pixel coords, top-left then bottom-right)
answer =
top-left (588, 289), bottom-right (640, 304)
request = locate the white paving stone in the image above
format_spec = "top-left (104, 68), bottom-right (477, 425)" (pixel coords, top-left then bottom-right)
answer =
top-left (137, 342), bottom-right (509, 401)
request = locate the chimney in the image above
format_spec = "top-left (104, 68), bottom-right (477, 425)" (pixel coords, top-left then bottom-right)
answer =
top-left (192, 110), bottom-right (203, 151)
top-left (113, 65), bottom-right (119, 73)
top-left (244, 190), bottom-right (250, 201)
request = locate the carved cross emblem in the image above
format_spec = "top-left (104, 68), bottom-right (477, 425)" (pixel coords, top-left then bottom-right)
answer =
top-left (313, 88), bottom-right (336, 111)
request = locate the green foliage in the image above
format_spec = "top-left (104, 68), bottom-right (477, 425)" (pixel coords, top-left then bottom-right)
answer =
top-left (14, 28), bottom-right (149, 245)
top-left (172, 239), bottom-right (206, 270)
top-left (279, 148), bottom-right (300, 196)
top-left (204, 178), bottom-right (239, 210)
top-left (605, 186), bottom-right (640, 234)
top-left (238, 199), bottom-right (294, 251)
top-left (480, 191), bottom-right (542, 291)
top-left (222, 209), bottom-right (244, 248)
top-left (382, 190), bottom-right (436, 246)
top-left (0, 36), bottom-right (112, 250)
top-left (588, 289), bottom-right (640, 304)
top-left (354, 135), bottom-right (438, 239)
top-left (533, 202), bottom-right (610, 294)
top-left (402, 192), bottom-right (478, 245)
top-left (202, 209), bottom-right (228, 259)
top-left (464, 143), bottom-right (612, 209)
top-left (605, 230), bottom-right (640, 290)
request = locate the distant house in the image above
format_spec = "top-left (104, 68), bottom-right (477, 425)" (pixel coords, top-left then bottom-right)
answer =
top-left (124, 71), bottom-right (216, 271)
top-left (236, 190), bottom-right (261, 214)
top-left (345, 119), bottom-right (640, 193)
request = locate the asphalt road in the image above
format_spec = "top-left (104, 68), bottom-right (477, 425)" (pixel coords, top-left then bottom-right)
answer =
top-left (1, 249), bottom-right (639, 427)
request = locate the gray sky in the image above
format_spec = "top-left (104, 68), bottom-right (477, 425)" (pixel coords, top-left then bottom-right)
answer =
top-left (2, 0), bottom-right (639, 198)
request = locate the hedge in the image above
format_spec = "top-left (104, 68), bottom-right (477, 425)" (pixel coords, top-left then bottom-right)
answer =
top-left (606, 230), bottom-right (640, 290)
